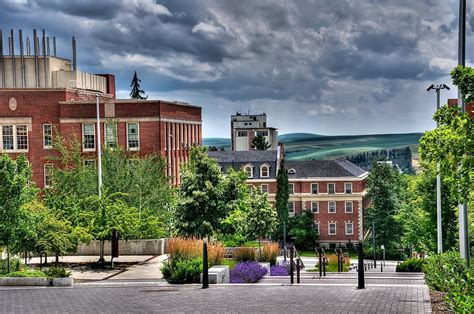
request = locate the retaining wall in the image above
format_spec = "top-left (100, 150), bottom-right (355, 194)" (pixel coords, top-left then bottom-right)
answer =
top-left (71, 239), bottom-right (169, 256)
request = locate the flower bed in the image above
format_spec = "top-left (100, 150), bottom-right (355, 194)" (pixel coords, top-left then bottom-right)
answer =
top-left (230, 261), bottom-right (267, 283)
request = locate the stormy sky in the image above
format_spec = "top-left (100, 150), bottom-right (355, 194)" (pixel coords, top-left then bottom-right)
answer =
top-left (1, 0), bottom-right (471, 137)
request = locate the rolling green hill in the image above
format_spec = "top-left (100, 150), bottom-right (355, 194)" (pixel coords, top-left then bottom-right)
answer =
top-left (203, 132), bottom-right (422, 160)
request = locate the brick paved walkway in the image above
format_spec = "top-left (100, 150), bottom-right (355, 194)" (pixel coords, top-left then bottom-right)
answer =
top-left (0, 283), bottom-right (431, 313)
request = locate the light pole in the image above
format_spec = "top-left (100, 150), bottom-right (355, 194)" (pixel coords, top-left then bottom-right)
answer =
top-left (372, 222), bottom-right (376, 268)
top-left (458, 0), bottom-right (470, 266)
top-left (427, 84), bottom-right (450, 254)
top-left (96, 93), bottom-right (104, 265)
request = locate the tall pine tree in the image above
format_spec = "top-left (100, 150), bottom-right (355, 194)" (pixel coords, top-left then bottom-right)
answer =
top-left (251, 134), bottom-right (271, 150)
top-left (275, 159), bottom-right (289, 242)
top-left (130, 71), bottom-right (148, 100)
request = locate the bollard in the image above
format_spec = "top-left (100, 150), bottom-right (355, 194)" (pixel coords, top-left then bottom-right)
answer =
top-left (202, 242), bottom-right (209, 289)
top-left (323, 257), bottom-right (326, 277)
top-left (357, 242), bottom-right (365, 289)
top-left (296, 258), bottom-right (301, 284)
top-left (318, 249), bottom-right (323, 277)
top-left (290, 247), bottom-right (294, 284)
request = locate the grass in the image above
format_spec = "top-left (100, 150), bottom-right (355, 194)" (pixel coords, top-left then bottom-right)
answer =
top-left (168, 237), bottom-right (224, 266)
top-left (0, 270), bottom-right (47, 278)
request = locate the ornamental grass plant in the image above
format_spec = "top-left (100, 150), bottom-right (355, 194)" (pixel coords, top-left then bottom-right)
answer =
top-left (233, 247), bottom-right (256, 262)
top-left (167, 237), bottom-right (224, 266)
top-left (259, 242), bottom-right (279, 265)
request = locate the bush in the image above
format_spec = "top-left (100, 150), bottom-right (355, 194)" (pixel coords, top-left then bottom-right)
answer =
top-left (161, 258), bottom-right (202, 284)
top-left (167, 238), bottom-right (224, 266)
top-left (423, 251), bottom-right (474, 312)
top-left (1, 270), bottom-right (46, 278)
top-left (258, 243), bottom-right (279, 265)
top-left (221, 259), bottom-right (237, 270)
top-left (233, 247), bottom-right (256, 262)
top-left (44, 267), bottom-right (71, 278)
top-left (0, 258), bottom-right (21, 275)
top-left (270, 262), bottom-right (289, 276)
top-left (396, 258), bottom-right (425, 272)
top-left (230, 261), bottom-right (267, 283)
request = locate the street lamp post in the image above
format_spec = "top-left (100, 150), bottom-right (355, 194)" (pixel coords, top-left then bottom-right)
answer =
top-left (458, 0), bottom-right (470, 266)
top-left (427, 84), bottom-right (450, 254)
top-left (96, 94), bottom-right (104, 265)
top-left (372, 222), bottom-right (376, 268)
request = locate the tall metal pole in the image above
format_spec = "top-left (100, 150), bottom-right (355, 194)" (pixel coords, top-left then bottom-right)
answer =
top-left (96, 94), bottom-right (104, 264)
top-left (436, 88), bottom-right (442, 254)
top-left (458, 0), bottom-right (470, 265)
top-left (372, 222), bottom-right (376, 268)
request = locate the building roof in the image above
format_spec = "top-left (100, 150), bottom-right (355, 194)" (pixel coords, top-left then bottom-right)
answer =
top-left (285, 159), bottom-right (368, 178)
top-left (208, 150), bottom-right (278, 163)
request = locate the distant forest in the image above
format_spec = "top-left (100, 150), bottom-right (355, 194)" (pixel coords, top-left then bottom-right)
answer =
top-left (345, 146), bottom-right (414, 173)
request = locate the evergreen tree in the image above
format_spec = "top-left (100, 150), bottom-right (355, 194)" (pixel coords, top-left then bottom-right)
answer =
top-left (251, 134), bottom-right (271, 150)
top-left (130, 71), bottom-right (148, 100)
top-left (275, 159), bottom-right (289, 241)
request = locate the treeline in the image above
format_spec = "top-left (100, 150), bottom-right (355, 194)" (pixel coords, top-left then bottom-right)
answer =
top-left (346, 146), bottom-right (413, 173)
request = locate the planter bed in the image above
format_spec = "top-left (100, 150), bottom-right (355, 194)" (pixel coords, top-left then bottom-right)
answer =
top-left (0, 277), bottom-right (73, 287)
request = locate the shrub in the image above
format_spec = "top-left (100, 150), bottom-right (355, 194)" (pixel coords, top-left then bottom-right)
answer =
top-left (161, 258), bottom-right (202, 284)
top-left (1, 270), bottom-right (46, 278)
top-left (44, 267), bottom-right (71, 278)
top-left (258, 243), bottom-right (279, 265)
top-left (167, 238), bottom-right (224, 266)
top-left (270, 262), bottom-right (289, 276)
top-left (230, 261), bottom-right (267, 283)
top-left (423, 251), bottom-right (474, 312)
top-left (325, 254), bottom-right (350, 272)
top-left (221, 259), bottom-right (237, 270)
top-left (0, 258), bottom-right (21, 275)
top-left (396, 258), bottom-right (425, 272)
top-left (233, 247), bottom-right (256, 262)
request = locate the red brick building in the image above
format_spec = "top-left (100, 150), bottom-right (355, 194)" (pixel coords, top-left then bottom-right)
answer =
top-left (0, 31), bottom-right (201, 188)
top-left (209, 150), bottom-right (369, 248)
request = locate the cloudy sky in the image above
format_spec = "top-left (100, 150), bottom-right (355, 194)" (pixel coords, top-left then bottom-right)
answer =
top-left (1, 0), bottom-right (472, 137)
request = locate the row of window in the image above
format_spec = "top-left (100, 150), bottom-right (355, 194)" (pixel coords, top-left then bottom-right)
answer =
top-left (82, 122), bottom-right (139, 151)
top-left (289, 182), bottom-right (353, 194)
top-left (314, 222), bottom-right (354, 236)
top-left (288, 201), bottom-right (354, 214)
top-left (245, 164), bottom-right (270, 178)
top-left (237, 130), bottom-right (269, 137)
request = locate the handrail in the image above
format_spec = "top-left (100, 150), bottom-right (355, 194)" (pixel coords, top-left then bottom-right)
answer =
top-left (281, 245), bottom-right (305, 269)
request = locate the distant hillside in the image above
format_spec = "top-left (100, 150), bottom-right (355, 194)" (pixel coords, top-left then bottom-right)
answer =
top-left (203, 132), bottom-right (423, 161)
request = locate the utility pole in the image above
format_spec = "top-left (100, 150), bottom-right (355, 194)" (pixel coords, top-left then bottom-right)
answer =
top-left (458, 0), bottom-right (470, 265)
top-left (427, 84), bottom-right (450, 253)
top-left (96, 93), bottom-right (104, 265)
top-left (372, 222), bottom-right (376, 268)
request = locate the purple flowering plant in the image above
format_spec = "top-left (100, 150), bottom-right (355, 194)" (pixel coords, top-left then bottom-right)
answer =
top-left (270, 261), bottom-right (290, 276)
top-left (230, 261), bottom-right (267, 283)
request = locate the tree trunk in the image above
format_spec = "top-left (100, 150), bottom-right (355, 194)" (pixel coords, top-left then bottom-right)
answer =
top-left (55, 253), bottom-right (59, 265)
top-left (24, 251), bottom-right (28, 265)
top-left (258, 238), bottom-right (262, 261)
top-left (44, 253), bottom-right (48, 266)
top-left (39, 254), bottom-right (43, 270)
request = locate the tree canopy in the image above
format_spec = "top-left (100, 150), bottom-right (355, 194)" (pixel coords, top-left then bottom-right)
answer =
top-left (251, 134), bottom-right (271, 150)
top-left (130, 71), bottom-right (148, 100)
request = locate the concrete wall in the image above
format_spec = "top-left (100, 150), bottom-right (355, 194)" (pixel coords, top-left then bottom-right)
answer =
top-left (71, 239), bottom-right (169, 256)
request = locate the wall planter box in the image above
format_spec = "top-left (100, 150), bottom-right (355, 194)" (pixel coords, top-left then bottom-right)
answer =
top-left (0, 277), bottom-right (73, 286)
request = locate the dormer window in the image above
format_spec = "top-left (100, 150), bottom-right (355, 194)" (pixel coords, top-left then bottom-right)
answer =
top-left (244, 164), bottom-right (253, 178)
top-left (260, 164), bottom-right (270, 178)
top-left (288, 168), bottom-right (296, 175)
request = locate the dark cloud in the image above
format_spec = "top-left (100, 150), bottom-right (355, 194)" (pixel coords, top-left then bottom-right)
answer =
top-left (0, 0), bottom-right (470, 136)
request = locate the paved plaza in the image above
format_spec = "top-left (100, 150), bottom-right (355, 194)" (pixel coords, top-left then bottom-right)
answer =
top-left (0, 282), bottom-right (431, 313)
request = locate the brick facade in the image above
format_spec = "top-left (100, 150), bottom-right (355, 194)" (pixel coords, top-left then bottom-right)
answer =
top-left (0, 84), bottom-right (202, 188)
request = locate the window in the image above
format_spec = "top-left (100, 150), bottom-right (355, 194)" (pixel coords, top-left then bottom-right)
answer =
top-left (260, 165), bottom-right (269, 178)
top-left (244, 164), bottom-right (253, 178)
top-left (237, 131), bottom-right (248, 137)
top-left (257, 130), bottom-right (269, 137)
top-left (16, 125), bottom-right (28, 150)
top-left (345, 222), bottom-right (354, 235)
top-left (328, 201), bottom-right (336, 213)
top-left (311, 183), bottom-right (318, 194)
top-left (288, 202), bottom-right (294, 213)
top-left (105, 123), bottom-right (117, 148)
top-left (328, 222), bottom-right (337, 235)
top-left (345, 201), bottom-right (353, 213)
top-left (1, 124), bottom-right (28, 151)
top-left (83, 159), bottom-right (96, 168)
top-left (328, 183), bottom-right (335, 194)
top-left (127, 122), bottom-right (140, 150)
top-left (43, 124), bottom-right (52, 149)
top-left (2, 125), bottom-right (14, 150)
top-left (314, 222), bottom-right (320, 235)
top-left (287, 168), bottom-right (296, 175)
top-left (311, 201), bottom-right (319, 213)
top-left (44, 164), bottom-right (53, 188)
top-left (288, 183), bottom-right (294, 194)
top-left (261, 184), bottom-right (268, 193)
top-left (345, 182), bottom-right (352, 194)
top-left (82, 124), bottom-right (95, 151)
